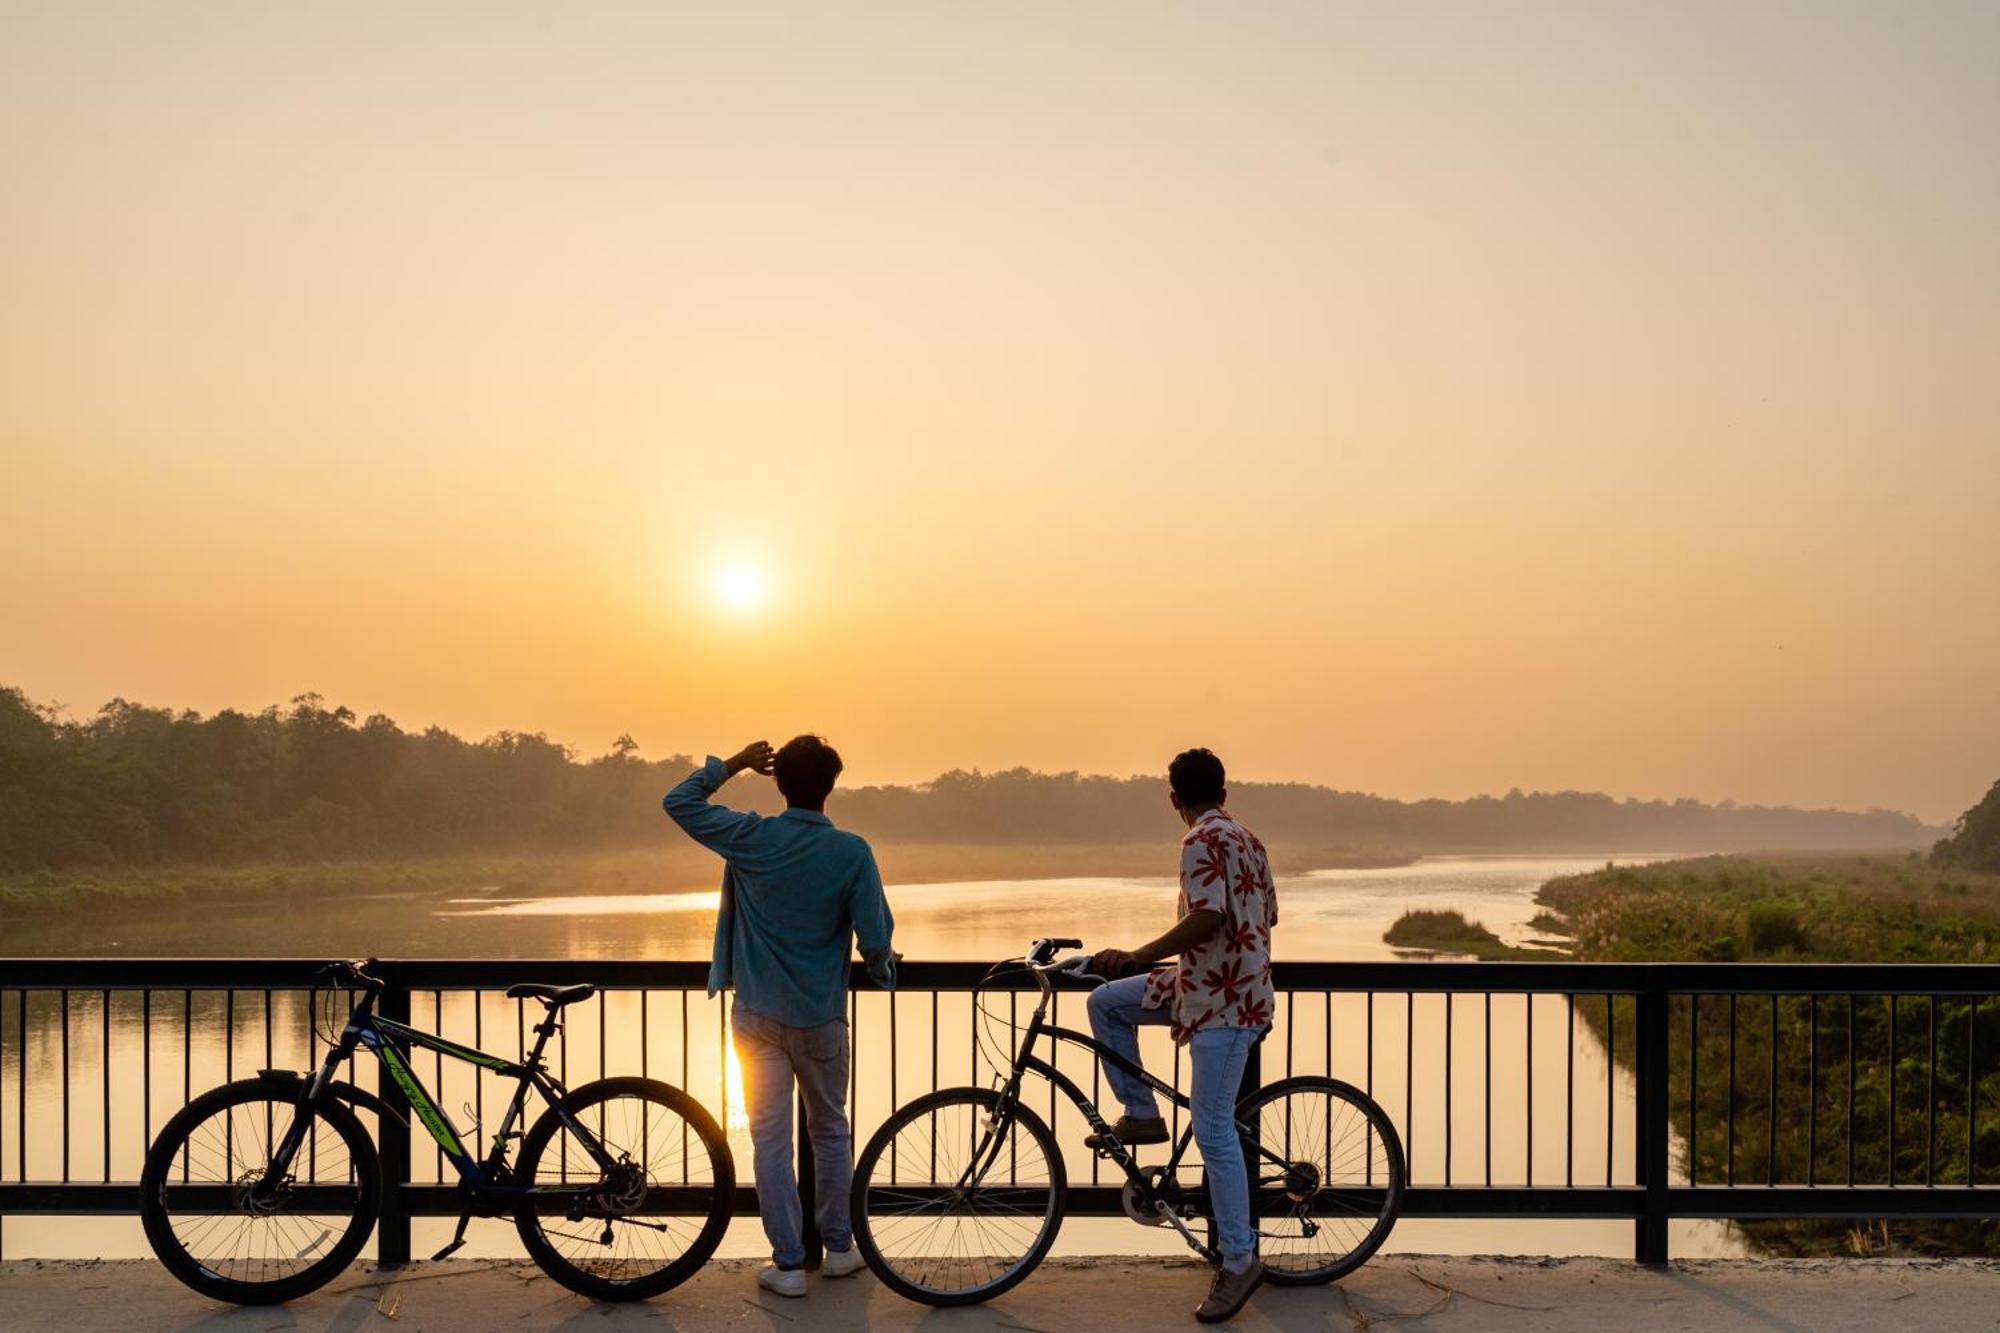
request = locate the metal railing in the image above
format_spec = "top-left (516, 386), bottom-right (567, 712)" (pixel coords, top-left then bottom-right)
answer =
top-left (4, 958), bottom-right (2000, 1264)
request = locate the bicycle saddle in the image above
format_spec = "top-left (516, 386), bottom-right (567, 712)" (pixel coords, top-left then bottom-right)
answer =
top-left (505, 982), bottom-right (597, 1007)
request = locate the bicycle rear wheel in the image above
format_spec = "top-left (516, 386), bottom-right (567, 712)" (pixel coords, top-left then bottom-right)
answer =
top-left (852, 1086), bottom-right (1065, 1306)
top-left (140, 1078), bottom-right (380, 1304)
top-left (1237, 1075), bottom-right (1403, 1284)
top-left (514, 1076), bottom-right (735, 1301)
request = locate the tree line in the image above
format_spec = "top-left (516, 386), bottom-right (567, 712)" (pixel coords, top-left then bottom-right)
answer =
top-left (0, 689), bottom-right (694, 870)
top-left (1932, 778), bottom-right (2000, 873)
top-left (0, 686), bottom-right (1940, 874)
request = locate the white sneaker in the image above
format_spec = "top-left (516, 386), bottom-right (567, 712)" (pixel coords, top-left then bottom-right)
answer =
top-left (821, 1246), bottom-right (867, 1278)
top-left (758, 1265), bottom-right (807, 1298)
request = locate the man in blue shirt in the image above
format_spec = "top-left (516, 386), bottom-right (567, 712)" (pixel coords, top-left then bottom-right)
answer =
top-left (665, 736), bottom-right (895, 1298)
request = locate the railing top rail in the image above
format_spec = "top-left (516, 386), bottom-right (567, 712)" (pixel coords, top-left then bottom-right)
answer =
top-left (4, 957), bottom-right (2000, 994)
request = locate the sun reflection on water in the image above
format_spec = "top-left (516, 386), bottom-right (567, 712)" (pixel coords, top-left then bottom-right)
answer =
top-left (723, 1029), bottom-right (749, 1134)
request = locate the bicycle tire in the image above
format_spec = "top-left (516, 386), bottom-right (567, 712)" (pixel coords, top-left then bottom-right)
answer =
top-left (852, 1086), bottom-right (1066, 1306)
top-left (514, 1076), bottom-right (735, 1301)
top-left (140, 1078), bottom-right (381, 1304)
top-left (1235, 1075), bottom-right (1404, 1285)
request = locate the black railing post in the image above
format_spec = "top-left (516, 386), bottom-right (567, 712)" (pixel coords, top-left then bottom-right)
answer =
top-left (376, 973), bottom-right (412, 1266)
top-left (797, 1085), bottom-right (823, 1268)
top-left (1636, 976), bottom-right (1670, 1265)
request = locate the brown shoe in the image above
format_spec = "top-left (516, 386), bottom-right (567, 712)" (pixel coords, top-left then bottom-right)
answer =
top-left (1195, 1258), bottom-right (1264, 1323)
top-left (1083, 1115), bottom-right (1169, 1151)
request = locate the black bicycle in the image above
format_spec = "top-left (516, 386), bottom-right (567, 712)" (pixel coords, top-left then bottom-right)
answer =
top-left (139, 959), bottom-right (734, 1305)
top-left (851, 938), bottom-right (1405, 1305)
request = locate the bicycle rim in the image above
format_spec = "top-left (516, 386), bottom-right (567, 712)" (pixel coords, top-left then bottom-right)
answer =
top-left (1241, 1076), bottom-right (1403, 1284)
top-left (514, 1076), bottom-right (735, 1301)
top-left (140, 1080), bottom-right (379, 1304)
top-left (853, 1087), bottom-right (1065, 1305)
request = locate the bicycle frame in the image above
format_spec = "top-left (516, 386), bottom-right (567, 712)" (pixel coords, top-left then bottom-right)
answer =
top-left (262, 982), bottom-right (618, 1209)
top-left (987, 970), bottom-right (1291, 1194)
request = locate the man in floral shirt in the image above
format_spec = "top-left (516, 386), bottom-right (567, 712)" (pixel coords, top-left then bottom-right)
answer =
top-left (1085, 747), bottom-right (1277, 1323)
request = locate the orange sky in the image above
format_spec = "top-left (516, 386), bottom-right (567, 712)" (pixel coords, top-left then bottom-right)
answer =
top-left (3, 3), bottom-right (1997, 822)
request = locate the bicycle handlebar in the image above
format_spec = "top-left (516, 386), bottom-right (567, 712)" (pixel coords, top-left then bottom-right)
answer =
top-left (1020, 938), bottom-right (1104, 984)
top-left (323, 957), bottom-right (385, 991)
top-left (1025, 937), bottom-right (1084, 966)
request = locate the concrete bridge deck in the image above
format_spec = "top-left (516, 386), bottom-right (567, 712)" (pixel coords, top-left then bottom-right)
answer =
top-left (6, 1255), bottom-right (1997, 1332)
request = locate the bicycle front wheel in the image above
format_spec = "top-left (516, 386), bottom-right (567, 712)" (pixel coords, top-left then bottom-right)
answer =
top-left (140, 1078), bottom-right (380, 1304)
top-left (1238, 1075), bottom-right (1404, 1284)
top-left (514, 1076), bottom-right (735, 1301)
top-left (852, 1086), bottom-right (1065, 1306)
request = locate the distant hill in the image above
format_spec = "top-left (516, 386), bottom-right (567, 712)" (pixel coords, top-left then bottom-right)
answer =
top-left (832, 770), bottom-right (1940, 855)
top-left (0, 687), bottom-right (1942, 874)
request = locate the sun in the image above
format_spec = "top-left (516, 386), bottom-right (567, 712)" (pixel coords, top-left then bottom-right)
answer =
top-left (711, 563), bottom-right (768, 613)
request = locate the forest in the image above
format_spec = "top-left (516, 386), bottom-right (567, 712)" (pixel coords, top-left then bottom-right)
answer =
top-left (0, 686), bottom-right (1941, 874)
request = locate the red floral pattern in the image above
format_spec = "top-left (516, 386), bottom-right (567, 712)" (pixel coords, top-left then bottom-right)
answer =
top-left (1142, 810), bottom-right (1278, 1043)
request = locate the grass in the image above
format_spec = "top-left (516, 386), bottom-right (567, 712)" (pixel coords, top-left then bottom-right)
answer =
top-left (1534, 852), bottom-right (2000, 964)
top-left (1382, 908), bottom-right (1564, 960)
top-left (1525, 910), bottom-right (1572, 937)
top-left (0, 855), bottom-right (519, 912)
top-left (1535, 852), bottom-right (2000, 1257)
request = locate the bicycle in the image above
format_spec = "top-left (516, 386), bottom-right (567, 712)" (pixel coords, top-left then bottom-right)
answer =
top-left (139, 959), bottom-right (735, 1305)
top-left (850, 937), bottom-right (1405, 1305)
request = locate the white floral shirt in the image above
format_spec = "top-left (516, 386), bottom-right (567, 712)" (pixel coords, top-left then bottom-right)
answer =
top-left (1141, 809), bottom-right (1278, 1043)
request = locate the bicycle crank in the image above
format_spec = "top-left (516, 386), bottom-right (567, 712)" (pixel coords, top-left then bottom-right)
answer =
top-left (1120, 1166), bottom-right (1173, 1227)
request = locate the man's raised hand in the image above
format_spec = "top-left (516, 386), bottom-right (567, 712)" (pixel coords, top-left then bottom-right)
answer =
top-left (726, 740), bottom-right (776, 777)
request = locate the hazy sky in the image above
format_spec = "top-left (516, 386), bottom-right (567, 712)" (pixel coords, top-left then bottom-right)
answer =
top-left (4, 3), bottom-right (1997, 822)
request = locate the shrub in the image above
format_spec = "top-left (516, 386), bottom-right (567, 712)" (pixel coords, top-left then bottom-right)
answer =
top-left (1745, 901), bottom-right (1809, 954)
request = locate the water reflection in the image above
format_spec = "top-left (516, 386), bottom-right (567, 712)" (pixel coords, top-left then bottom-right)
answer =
top-left (2, 853), bottom-right (1742, 1259)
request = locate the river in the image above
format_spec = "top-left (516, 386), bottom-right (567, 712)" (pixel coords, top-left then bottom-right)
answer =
top-left (1, 852), bottom-right (1745, 1260)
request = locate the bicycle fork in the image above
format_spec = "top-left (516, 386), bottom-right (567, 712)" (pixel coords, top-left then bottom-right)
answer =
top-left (257, 1049), bottom-right (349, 1194)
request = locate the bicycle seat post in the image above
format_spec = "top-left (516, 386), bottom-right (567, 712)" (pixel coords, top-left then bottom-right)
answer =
top-left (525, 1002), bottom-right (562, 1071)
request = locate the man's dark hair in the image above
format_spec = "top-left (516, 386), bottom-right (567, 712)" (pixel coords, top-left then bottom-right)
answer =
top-left (775, 734), bottom-right (843, 809)
top-left (1168, 747), bottom-right (1226, 807)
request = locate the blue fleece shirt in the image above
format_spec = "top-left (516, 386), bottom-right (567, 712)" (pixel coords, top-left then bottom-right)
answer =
top-left (665, 756), bottom-right (896, 1027)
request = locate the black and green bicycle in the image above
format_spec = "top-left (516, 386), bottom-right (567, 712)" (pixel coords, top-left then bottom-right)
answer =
top-left (139, 959), bottom-right (735, 1305)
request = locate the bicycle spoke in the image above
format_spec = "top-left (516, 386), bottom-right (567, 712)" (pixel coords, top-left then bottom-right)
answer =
top-left (858, 1092), bottom-right (1060, 1301)
top-left (149, 1089), bottom-right (373, 1298)
top-left (1245, 1081), bottom-right (1401, 1281)
top-left (520, 1088), bottom-right (718, 1286)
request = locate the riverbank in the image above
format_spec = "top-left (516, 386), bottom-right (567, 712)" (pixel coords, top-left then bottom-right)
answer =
top-left (0, 839), bottom-right (1413, 916)
top-left (1536, 853), bottom-right (2000, 1258)
top-left (1536, 853), bottom-right (2000, 964)
top-left (0, 836), bottom-right (1408, 928)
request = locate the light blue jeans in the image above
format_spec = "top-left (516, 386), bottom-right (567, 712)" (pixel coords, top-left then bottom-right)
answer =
top-left (731, 1006), bottom-right (854, 1268)
top-left (1086, 974), bottom-right (1261, 1266)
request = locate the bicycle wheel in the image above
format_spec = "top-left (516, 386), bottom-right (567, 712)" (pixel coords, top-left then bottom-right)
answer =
top-left (140, 1078), bottom-right (380, 1304)
top-left (852, 1086), bottom-right (1065, 1306)
top-left (514, 1076), bottom-right (735, 1301)
top-left (1237, 1075), bottom-right (1403, 1285)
